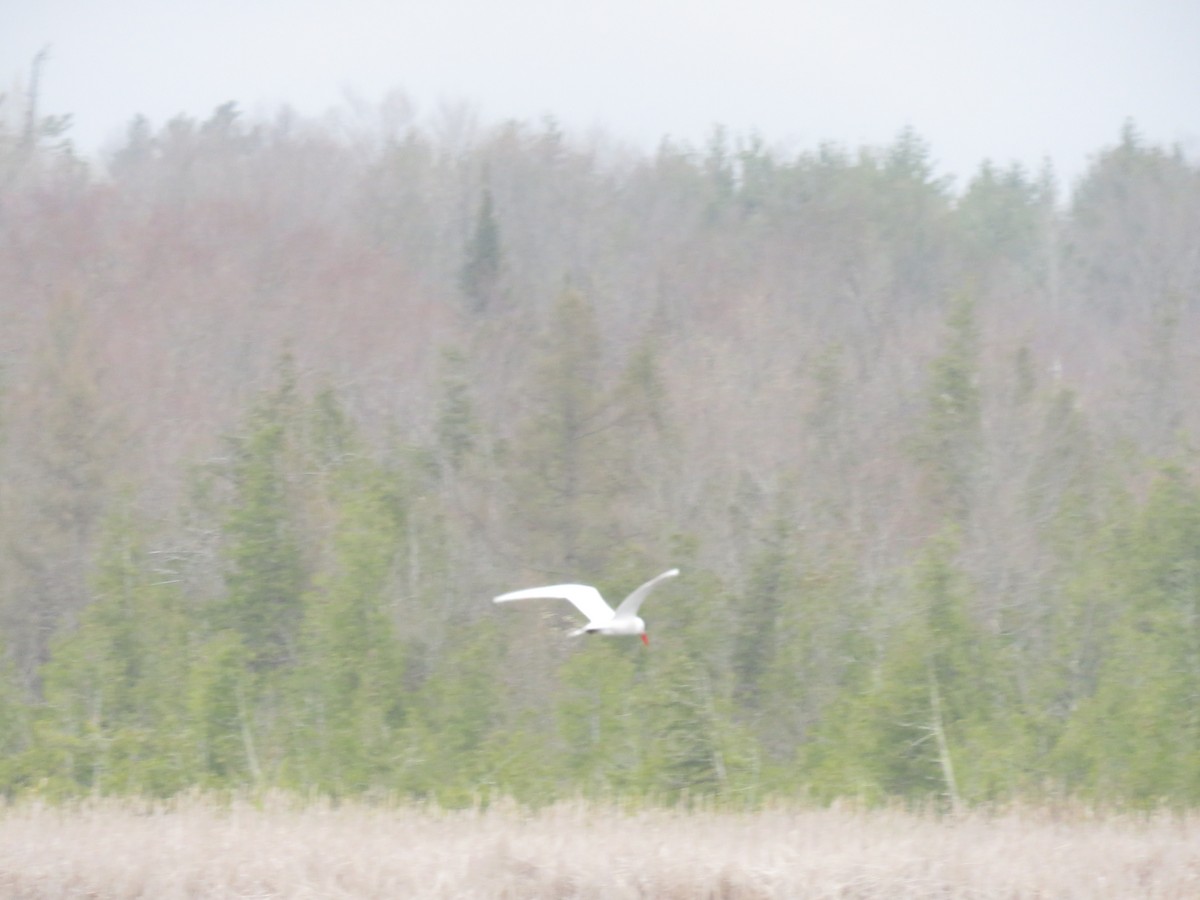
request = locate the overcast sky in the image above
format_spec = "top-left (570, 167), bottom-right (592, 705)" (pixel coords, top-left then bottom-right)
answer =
top-left (5, 0), bottom-right (1198, 187)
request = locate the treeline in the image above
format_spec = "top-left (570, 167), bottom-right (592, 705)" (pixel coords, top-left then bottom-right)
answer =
top-left (1, 91), bottom-right (1199, 807)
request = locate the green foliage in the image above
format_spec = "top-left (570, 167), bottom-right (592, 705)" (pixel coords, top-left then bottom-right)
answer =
top-left (404, 620), bottom-right (509, 804)
top-left (639, 649), bottom-right (739, 802)
top-left (460, 186), bottom-right (503, 312)
top-left (758, 547), bottom-right (866, 767)
top-left (187, 629), bottom-right (253, 786)
top-left (38, 506), bottom-right (196, 795)
top-left (286, 458), bottom-right (408, 795)
top-left (219, 360), bottom-right (306, 670)
top-left (1054, 466), bottom-right (1200, 805)
top-left (912, 294), bottom-right (981, 521)
top-left (806, 530), bottom-right (1020, 806)
top-left (2, 292), bottom-right (118, 687)
top-left (733, 517), bottom-right (794, 708)
top-left (1070, 122), bottom-right (1200, 323)
top-left (3, 119), bottom-right (1200, 813)
top-left (433, 346), bottom-right (478, 476)
top-left (556, 640), bottom-right (641, 795)
top-left (0, 652), bottom-right (33, 796)
top-left (505, 286), bottom-right (645, 573)
top-left (956, 161), bottom-right (1051, 278)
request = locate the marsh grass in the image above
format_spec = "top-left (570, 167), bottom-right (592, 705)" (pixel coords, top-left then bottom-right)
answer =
top-left (1, 794), bottom-right (1198, 897)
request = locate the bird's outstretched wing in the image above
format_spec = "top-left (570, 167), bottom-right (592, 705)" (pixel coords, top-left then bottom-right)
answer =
top-left (493, 583), bottom-right (614, 626)
top-left (613, 568), bottom-right (680, 619)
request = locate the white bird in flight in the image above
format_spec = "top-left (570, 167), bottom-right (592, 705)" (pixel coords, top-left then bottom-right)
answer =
top-left (493, 568), bottom-right (679, 645)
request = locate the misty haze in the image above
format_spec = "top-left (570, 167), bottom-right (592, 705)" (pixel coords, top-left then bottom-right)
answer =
top-left (1, 32), bottom-right (1200, 895)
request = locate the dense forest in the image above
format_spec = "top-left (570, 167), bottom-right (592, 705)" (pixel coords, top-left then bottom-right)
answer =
top-left (1, 88), bottom-right (1198, 809)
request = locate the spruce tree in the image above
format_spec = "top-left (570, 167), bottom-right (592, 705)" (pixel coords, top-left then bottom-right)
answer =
top-left (1056, 467), bottom-right (1200, 804)
top-left (912, 294), bottom-right (982, 523)
top-left (506, 287), bottom-right (618, 573)
top-left (220, 360), bottom-right (306, 671)
top-left (288, 458), bottom-right (407, 795)
top-left (39, 506), bottom-right (194, 795)
top-left (459, 187), bottom-right (503, 313)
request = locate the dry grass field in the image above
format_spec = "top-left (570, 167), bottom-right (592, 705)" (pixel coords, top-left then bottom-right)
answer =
top-left (1, 795), bottom-right (1198, 898)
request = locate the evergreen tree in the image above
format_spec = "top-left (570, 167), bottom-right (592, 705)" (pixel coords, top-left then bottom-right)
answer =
top-left (287, 458), bottom-right (407, 795)
top-left (38, 506), bottom-right (195, 795)
top-left (957, 163), bottom-right (1046, 265)
top-left (187, 629), bottom-right (254, 786)
top-left (434, 346), bottom-right (477, 474)
top-left (1069, 121), bottom-right (1200, 323)
top-left (556, 639), bottom-right (641, 796)
top-left (1055, 467), bottom-right (1200, 804)
top-left (912, 294), bottom-right (982, 523)
top-left (459, 186), bottom-right (503, 313)
top-left (219, 360), bottom-right (306, 670)
top-left (1, 292), bottom-right (118, 690)
top-left (638, 644), bottom-right (759, 803)
top-left (758, 545), bottom-right (866, 772)
top-left (0, 651), bottom-right (32, 797)
top-left (732, 516), bottom-right (794, 709)
top-left (404, 620), bottom-right (508, 804)
top-left (506, 287), bottom-right (623, 573)
top-left (808, 530), bottom-right (1015, 806)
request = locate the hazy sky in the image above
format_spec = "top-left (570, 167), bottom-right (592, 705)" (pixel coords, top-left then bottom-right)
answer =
top-left (5, 0), bottom-right (1198, 187)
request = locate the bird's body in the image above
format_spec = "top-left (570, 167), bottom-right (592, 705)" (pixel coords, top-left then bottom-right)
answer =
top-left (493, 568), bottom-right (679, 644)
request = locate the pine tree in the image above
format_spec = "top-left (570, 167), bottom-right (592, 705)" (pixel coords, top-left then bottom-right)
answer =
top-left (0, 652), bottom-right (32, 796)
top-left (434, 346), bottom-right (477, 474)
top-left (638, 646), bottom-right (759, 803)
top-left (38, 505), bottom-right (195, 795)
top-left (506, 287), bottom-right (621, 573)
top-left (403, 621), bottom-right (508, 804)
top-left (732, 516), bottom-right (794, 708)
top-left (956, 161), bottom-right (1050, 276)
top-left (912, 294), bottom-right (981, 523)
top-left (1, 293), bottom-right (118, 690)
top-left (287, 457), bottom-right (407, 795)
top-left (808, 530), bottom-right (1016, 805)
top-left (219, 359), bottom-right (306, 671)
top-left (556, 640), bottom-right (641, 795)
top-left (1055, 466), bottom-right (1200, 804)
top-left (459, 187), bottom-right (503, 313)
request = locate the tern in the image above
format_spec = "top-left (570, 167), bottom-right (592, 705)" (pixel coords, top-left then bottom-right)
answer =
top-left (493, 568), bottom-right (679, 645)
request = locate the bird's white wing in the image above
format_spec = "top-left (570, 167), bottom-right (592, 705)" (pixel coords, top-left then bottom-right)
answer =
top-left (613, 568), bottom-right (680, 619)
top-left (493, 583), bottom-right (614, 625)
